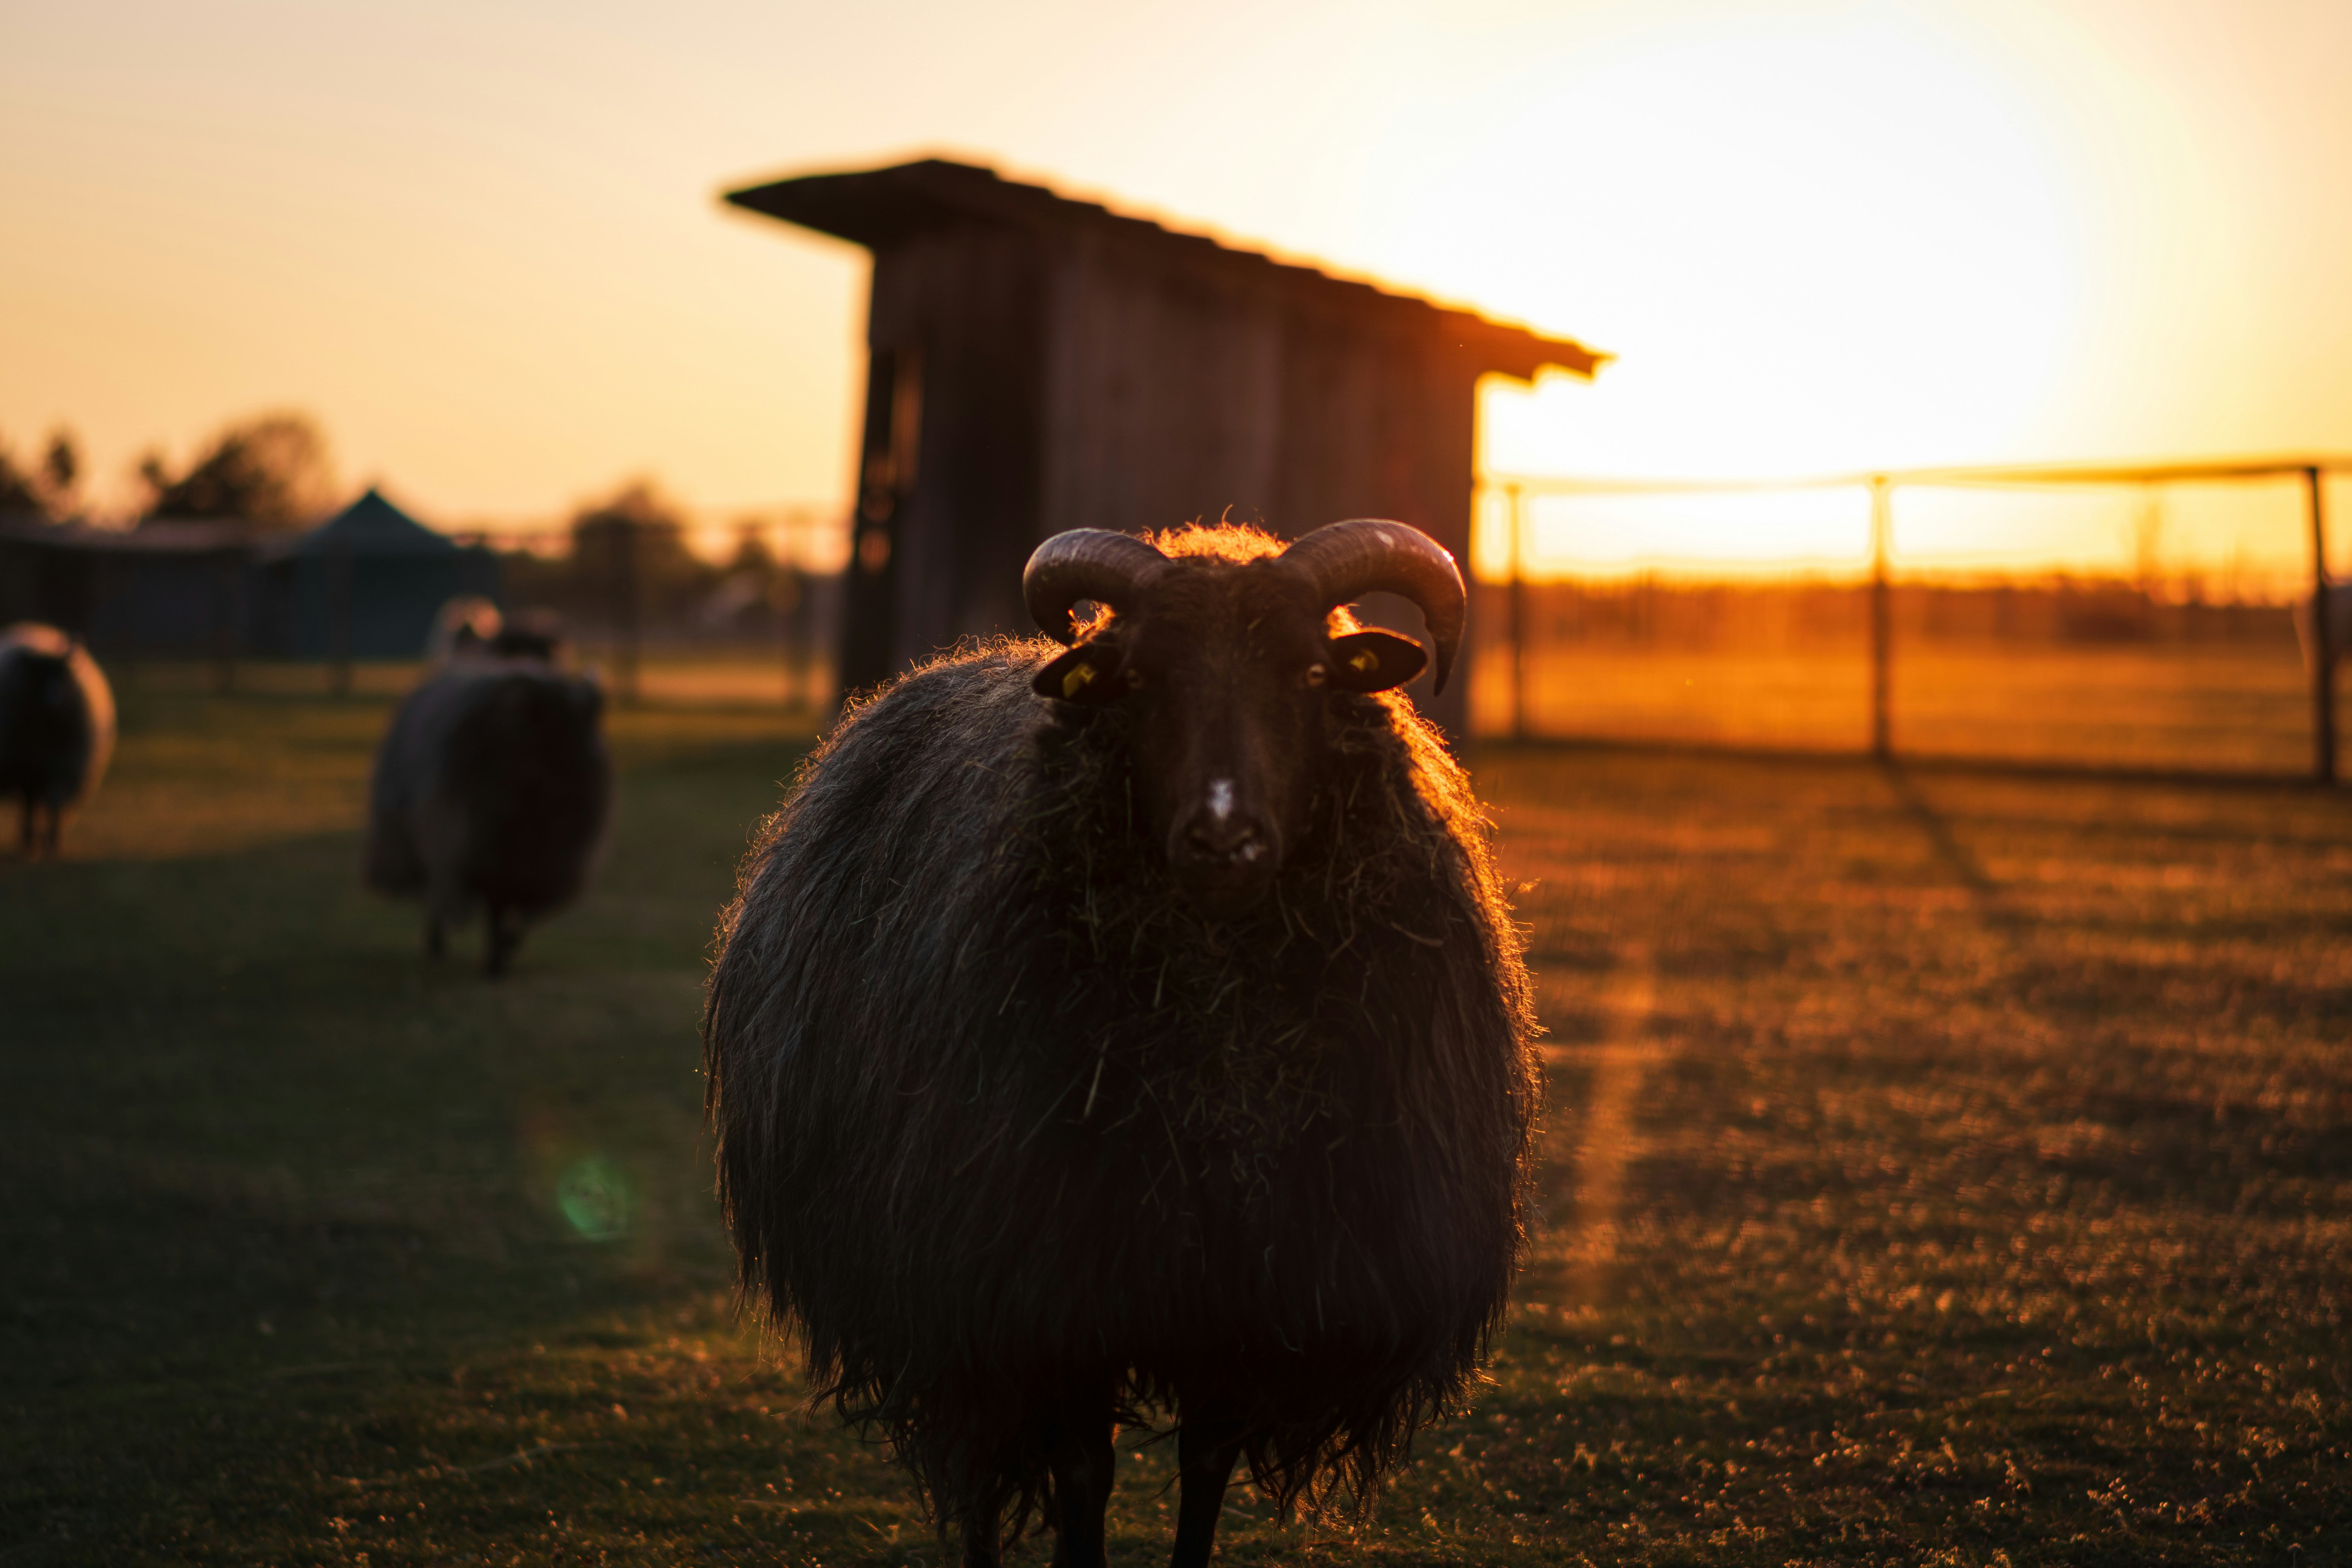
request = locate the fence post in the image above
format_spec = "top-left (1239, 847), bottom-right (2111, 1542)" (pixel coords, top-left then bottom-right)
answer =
top-left (2310, 466), bottom-right (2337, 785)
top-left (613, 516), bottom-right (640, 706)
top-left (1870, 474), bottom-right (1893, 761)
top-left (214, 551), bottom-right (239, 695)
top-left (1509, 482), bottom-right (1528, 744)
top-left (328, 534), bottom-right (353, 696)
top-left (779, 565), bottom-right (806, 710)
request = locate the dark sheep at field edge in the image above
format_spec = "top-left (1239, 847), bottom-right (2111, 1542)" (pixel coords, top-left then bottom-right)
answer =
top-left (0, 622), bottom-right (115, 859)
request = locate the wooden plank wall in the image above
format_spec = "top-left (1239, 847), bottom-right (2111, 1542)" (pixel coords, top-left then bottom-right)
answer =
top-left (1040, 237), bottom-right (1480, 737)
top-left (870, 226), bottom-right (1048, 672)
top-left (856, 222), bottom-right (1489, 737)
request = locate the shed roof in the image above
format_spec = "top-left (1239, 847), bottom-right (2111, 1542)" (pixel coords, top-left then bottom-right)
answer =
top-left (726, 158), bottom-right (1607, 383)
top-left (272, 488), bottom-right (457, 559)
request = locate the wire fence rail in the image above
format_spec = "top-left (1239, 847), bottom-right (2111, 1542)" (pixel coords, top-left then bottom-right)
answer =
top-left (0, 507), bottom-right (855, 711)
top-left (1480, 455), bottom-right (2349, 784)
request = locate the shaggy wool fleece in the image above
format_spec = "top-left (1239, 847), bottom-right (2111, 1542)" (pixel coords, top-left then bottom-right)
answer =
top-left (705, 529), bottom-right (1538, 1539)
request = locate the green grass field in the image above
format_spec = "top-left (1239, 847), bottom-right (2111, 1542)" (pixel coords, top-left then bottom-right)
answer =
top-left (4, 678), bottom-right (2350, 1565)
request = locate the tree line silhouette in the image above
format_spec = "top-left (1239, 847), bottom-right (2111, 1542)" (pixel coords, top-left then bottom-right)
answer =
top-left (1, 411), bottom-right (334, 532)
top-left (1, 413), bottom-right (813, 642)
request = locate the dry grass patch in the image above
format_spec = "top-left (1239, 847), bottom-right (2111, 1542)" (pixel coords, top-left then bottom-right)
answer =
top-left (4, 698), bottom-right (2348, 1564)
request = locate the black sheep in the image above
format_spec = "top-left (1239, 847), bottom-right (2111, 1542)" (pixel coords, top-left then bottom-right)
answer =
top-left (363, 650), bottom-right (612, 976)
top-left (0, 623), bottom-right (115, 859)
top-left (704, 520), bottom-right (1540, 1567)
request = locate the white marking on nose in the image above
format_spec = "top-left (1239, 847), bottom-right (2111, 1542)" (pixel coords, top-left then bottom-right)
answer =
top-left (1207, 778), bottom-right (1235, 822)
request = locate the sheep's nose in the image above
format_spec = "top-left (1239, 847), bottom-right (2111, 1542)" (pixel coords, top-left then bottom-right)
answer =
top-left (1177, 775), bottom-right (1272, 868)
top-left (1183, 813), bottom-right (1268, 867)
top-left (1171, 804), bottom-right (1279, 916)
top-left (1169, 778), bottom-right (1280, 913)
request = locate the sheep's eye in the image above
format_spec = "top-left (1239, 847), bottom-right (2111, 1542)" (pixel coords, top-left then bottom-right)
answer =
top-left (1304, 663), bottom-right (1328, 688)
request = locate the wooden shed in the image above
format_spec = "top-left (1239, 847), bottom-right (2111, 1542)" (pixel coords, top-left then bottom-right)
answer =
top-left (726, 157), bottom-right (1604, 735)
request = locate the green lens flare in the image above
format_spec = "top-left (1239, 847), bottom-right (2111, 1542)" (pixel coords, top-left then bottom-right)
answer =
top-left (556, 1157), bottom-right (635, 1241)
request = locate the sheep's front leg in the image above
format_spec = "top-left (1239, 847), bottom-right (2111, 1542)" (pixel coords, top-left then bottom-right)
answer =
top-left (958, 1497), bottom-right (1001, 1568)
top-left (1169, 1405), bottom-right (1245, 1568)
top-left (1046, 1386), bottom-right (1117, 1568)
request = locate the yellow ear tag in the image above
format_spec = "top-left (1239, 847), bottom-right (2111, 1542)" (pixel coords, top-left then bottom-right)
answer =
top-left (1348, 650), bottom-right (1379, 674)
top-left (1061, 662), bottom-right (1095, 699)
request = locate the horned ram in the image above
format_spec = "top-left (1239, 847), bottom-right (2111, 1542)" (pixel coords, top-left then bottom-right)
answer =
top-left (704, 519), bottom-right (1541, 1568)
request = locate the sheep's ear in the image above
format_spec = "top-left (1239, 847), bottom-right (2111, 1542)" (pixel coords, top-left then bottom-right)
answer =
top-left (1326, 630), bottom-right (1426, 692)
top-left (1034, 642), bottom-right (1127, 704)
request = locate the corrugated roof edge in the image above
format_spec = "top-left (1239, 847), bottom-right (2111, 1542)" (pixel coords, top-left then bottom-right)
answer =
top-left (724, 157), bottom-right (1608, 382)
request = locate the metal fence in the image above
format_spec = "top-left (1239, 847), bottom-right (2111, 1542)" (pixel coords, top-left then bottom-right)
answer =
top-left (472, 511), bottom-right (848, 710)
top-left (0, 505), bottom-right (855, 709)
top-left (1476, 457), bottom-right (2347, 783)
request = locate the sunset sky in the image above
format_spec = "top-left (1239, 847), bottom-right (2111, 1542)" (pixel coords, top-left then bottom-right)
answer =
top-left (4, 0), bottom-right (2349, 574)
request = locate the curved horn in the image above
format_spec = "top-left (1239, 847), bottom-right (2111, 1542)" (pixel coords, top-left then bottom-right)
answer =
top-left (1280, 519), bottom-right (1467, 693)
top-left (1022, 529), bottom-right (1169, 644)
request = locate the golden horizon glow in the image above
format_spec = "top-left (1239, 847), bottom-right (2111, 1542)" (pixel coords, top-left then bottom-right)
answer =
top-left (1469, 472), bottom-right (2348, 601)
top-left (4, 0), bottom-right (2350, 579)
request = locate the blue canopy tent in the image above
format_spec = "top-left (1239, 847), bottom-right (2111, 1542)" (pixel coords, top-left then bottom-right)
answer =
top-left (252, 489), bottom-right (497, 659)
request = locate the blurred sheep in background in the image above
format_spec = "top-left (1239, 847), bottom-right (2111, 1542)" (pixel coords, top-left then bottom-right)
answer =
top-left (425, 596), bottom-right (569, 667)
top-left (424, 595), bottom-right (505, 663)
top-left (365, 604), bottom-right (611, 976)
top-left (0, 623), bottom-right (115, 859)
